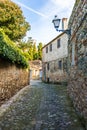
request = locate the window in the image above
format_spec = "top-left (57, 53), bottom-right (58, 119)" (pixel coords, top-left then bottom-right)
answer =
top-left (46, 46), bottom-right (48, 53)
top-left (47, 63), bottom-right (49, 70)
top-left (50, 44), bottom-right (52, 51)
top-left (58, 60), bottom-right (62, 69)
top-left (57, 39), bottom-right (60, 48)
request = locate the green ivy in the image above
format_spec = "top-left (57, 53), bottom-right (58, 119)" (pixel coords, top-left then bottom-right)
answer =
top-left (0, 28), bottom-right (28, 68)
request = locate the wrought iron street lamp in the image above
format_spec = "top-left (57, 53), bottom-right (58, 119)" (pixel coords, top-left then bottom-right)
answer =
top-left (52, 15), bottom-right (71, 35)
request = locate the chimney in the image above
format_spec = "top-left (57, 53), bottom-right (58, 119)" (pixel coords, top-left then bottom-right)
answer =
top-left (62, 18), bottom-right (68, 30)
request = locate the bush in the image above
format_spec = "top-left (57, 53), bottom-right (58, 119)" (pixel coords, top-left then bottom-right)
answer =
top-left (0, 28), bottom-right (28, 68)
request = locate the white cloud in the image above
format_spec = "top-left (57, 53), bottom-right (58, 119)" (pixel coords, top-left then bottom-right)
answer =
top-left (51, 0), bottom-right (75, 10)
top-left (39, 0), bottom-right (75, 19)
top-left (12, 0), bottom-right (48, 18)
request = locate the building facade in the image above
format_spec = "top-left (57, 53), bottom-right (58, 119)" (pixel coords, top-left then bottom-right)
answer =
top-left (29, 60), bottom-right (42, 80)
top-left (67, 0), bottom-right (87, 121)
top-left (42, 33), bottom-right (68, 83)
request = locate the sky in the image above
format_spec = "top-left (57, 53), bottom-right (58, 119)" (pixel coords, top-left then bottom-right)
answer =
top-left (11, 0), bottom-right (75, 45)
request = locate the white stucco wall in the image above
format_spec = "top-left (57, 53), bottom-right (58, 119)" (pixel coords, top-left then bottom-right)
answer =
top-left (42, 33), bottom-right (68, 62)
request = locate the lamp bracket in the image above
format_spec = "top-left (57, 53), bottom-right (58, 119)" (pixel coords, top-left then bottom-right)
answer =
top-left (56, 29), bottom-right (71, 35)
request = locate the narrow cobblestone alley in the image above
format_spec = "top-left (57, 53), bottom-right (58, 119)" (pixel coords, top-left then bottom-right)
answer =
top-left (0, 80), bottom-right (85, 130)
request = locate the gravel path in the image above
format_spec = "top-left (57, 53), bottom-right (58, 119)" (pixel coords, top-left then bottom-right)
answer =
top-left (0, 80), bottom-right (85, 130)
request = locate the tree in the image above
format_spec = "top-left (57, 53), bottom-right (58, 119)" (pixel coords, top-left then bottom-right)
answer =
top-left (18, 39), bottom-right (43, 61)
top-left (18, 41), bottom-right (29, 52)
top-left (37, 42), bottom-right (43, 60)
top-left (18, 40), bottom-right (33, 60)
top-left (33, 43), bottom-right (38, 60)
top-left (0, 28), bottom-right (28, 68)
top-left (28, 42), bottom-right (33, 60)
top-left (0, 0), bottom-right (30, 41)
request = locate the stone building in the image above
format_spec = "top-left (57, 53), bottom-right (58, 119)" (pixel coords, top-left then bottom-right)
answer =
top-left (67, 0), bottom-right (87, 121)
top-left (42, 32), bottom-right (68, 83)
top-left (29, 60), bottom-right (42, 80)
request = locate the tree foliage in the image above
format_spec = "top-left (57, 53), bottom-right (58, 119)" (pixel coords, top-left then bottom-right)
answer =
top-left (0, 28), bottom-right (28, 68)
top-left (37, 43), bottom-right (43, 60)
top-left (33, 43), bottom-right (38, 60)
top-left (0, 0), bottom-right (30, 41)
top-left (18, 39), bottom-right (43, 61)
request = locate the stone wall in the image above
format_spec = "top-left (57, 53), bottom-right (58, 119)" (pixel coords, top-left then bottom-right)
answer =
top-left (67, 0), bottom-right (87, 121)
top-left (0, 59), bottom-right (29, 105)
top-left (42, 57), bottom-right (68, 83)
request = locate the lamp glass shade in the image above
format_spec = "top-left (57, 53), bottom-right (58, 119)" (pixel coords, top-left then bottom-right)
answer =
top-left (52, 15), bottom-right (61, 30)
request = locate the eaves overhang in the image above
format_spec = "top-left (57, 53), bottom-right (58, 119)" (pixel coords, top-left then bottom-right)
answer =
top-left (42, 32), bottom-right (65, 49)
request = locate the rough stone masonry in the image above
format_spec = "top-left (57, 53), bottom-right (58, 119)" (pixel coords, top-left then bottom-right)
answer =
top-left (67, 0), bottom-right (87, 123)
top-left (0, 59), bottom-right (29, 105)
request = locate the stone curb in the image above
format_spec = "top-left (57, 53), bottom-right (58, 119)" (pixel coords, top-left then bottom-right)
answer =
top-left (0, 85), bottom-right (31, 117)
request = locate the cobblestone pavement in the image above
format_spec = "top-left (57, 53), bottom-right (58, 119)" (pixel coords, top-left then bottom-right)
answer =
top-left (0, 80), bottom-right (85, 130)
